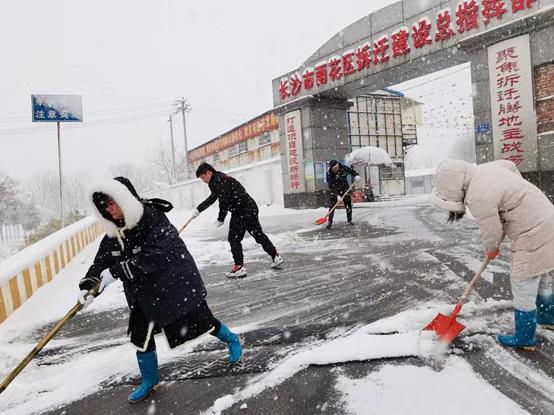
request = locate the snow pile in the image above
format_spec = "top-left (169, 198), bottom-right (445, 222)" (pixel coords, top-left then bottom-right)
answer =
top-left (335, 356), bottom-right (529, 415)
top-left (205, 298), bottom-right (516, 414)
top-left (363, 299), bottom-right (513, 335)
top-left (205, 329), bottom-right (436, 414)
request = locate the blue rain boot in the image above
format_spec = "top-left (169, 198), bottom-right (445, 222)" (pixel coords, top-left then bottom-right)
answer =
top-left (215, 323), bottom-right (242, 364)
top-left (537, 294), bottom-right (554, 330)
top-left (497, 309), bottom-right (537, 351)
top-left (128, 351), bottom-right (160, 403)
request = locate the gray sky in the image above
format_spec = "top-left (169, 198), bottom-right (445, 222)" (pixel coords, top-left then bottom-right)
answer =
top-left (0, 0), bottom-right (471, 182)
top-left (0, 0), bottom-right (407, 180)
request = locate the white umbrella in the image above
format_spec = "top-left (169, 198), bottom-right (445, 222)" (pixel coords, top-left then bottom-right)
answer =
top-left (345, 146), bottom-right (393, 167)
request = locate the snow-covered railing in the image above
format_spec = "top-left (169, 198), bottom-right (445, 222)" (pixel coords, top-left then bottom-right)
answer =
top-left (0, 217), bottom-right (103, 324)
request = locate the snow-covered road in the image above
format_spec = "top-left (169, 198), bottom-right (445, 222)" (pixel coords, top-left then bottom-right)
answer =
top-left (1, 195), bottom-right (553, 414)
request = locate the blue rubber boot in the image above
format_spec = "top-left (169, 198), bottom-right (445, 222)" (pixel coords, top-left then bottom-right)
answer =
top-left (497, 309), bottom-right (537, 351)
top-left (128, 351), bottom-right (160, 403)
top-left (537, 294), bottom-right (554, 329)
top-left (215, 323), bottom-right (242, 364)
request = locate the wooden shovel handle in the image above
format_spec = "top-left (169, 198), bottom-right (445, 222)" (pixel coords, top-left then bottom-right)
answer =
top-left (178, 216), bottom-right (195, 234)
top-left (457, 257), bottom-right (491, 309)
top-left (0, 284), bottom-right (99, 394)
top-left (326, 181), bottom-right (357, 219)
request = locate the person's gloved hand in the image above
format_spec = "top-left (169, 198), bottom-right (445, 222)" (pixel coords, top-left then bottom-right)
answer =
top-left (354, 176), bottom-right (361, 182)
top-left (77, 289), bottom-right (95, 309)
top-left (98, 269), bottom-right (116, 293)
top-left (78, 275), bottom-right (100, 291)
top-left (192, 209), bottom-right (200, 218)
top-left (486, 248), bottom-right (500, 261)
top-left (216, 220), bottom-right (224, 228)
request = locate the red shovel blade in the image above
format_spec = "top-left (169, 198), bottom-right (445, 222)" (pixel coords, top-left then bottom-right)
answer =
top-left (424, 312), bottom-right (466, 344)
top-left (315, 217), bottom-right (328, 225)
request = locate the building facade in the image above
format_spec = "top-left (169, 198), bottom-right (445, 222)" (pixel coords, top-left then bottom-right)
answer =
top-left (273, 0), bottom-right (554, 208)
top-left (187, 112), bottom-right (280, 174)
top-left (187, 92), bottom-right (421, 203)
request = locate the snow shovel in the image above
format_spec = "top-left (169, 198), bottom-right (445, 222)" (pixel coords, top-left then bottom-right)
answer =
top-left (0, 285), bottom-right (99, 394)
top-left (424, 256), bottom-right (491, 344)
top-left (315, 181), bottom-right (357, 225)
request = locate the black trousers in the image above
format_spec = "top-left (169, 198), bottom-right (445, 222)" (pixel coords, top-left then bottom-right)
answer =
top-left (228, 211), bottom-right (277, 266)
top-left (328, 193), bottom-right (352, 223)
top-left (132, 301), bottom-right (222, 352)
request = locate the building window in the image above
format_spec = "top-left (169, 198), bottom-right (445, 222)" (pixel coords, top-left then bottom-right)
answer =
top-left (258, 133), bottom-right (271, 147)
top-left (412, 178), bottom-right (425, 187)
top-left (380, 163), bottom-right (404, 180)
top-left (229, 144), bottom-right (239, 158)
top-left (238, 141), bottom-right (248, 154)
top-left (348, 95), bottom-right (407, 160)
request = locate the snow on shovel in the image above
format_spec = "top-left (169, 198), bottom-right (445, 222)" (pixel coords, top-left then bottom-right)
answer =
top-left (424, 257), bottom-right (491, 344)
top-left (315, 181), bottom-right (356, 225)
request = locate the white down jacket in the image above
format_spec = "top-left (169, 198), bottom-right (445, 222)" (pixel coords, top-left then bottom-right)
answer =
top-left (433, 159), bottom-right (554, 280)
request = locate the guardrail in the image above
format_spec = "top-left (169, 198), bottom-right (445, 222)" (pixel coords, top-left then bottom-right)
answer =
top-left (0, 218), bottom-right (103, 324)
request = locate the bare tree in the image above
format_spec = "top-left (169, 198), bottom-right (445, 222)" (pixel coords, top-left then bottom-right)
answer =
top-left (147, 140), bottom-right (176, 186)
top-left (26, 171), bottom-right (89, 221)
top-left (110, 162), bottom-right (157, 193)
top-left (0, 174), bottom-right (18, 239)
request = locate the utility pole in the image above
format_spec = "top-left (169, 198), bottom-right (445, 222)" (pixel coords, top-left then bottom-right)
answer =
top-left (168, 115), bottom-right (176, 183)
top-left (175, 97), bottom-right (191, 178)
top-left (56, 122), bottom-right (64, 227)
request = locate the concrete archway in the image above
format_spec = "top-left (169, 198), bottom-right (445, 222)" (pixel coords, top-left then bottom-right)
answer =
top-left (274, 0), bottom-right (554, 207)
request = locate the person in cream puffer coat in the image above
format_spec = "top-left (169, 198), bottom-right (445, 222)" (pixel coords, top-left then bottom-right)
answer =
top-left (432, 159), bottom-right (554, 350)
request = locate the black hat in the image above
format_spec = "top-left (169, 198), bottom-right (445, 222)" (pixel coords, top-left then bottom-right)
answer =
top-left (92, 191), bottom-right (125, 227)
top-left (92, 192), bottom-right (111, 211)
top-left (329, 160), bottom-right (339, 168)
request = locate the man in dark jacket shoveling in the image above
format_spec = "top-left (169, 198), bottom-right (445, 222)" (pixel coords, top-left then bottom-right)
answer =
top-left (77, 177), bottom-right (242, 403)
top-left (193, 163), bottom-right (283, 278)
top-left (326, 160), bottom-right (360, 229)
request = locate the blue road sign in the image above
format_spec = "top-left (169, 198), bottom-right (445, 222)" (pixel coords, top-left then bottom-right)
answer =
top-left (31, 95), bottom-right (83, 122)
top-left (476, 123), bottom-right (491, 134)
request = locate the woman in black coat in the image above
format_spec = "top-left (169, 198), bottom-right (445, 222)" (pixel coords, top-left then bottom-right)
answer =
top-left (77, 177), bottom-right (242, 403)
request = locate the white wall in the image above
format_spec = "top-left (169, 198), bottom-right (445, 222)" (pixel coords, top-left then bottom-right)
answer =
top-left (143, 158), bottom-right (283, 210)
